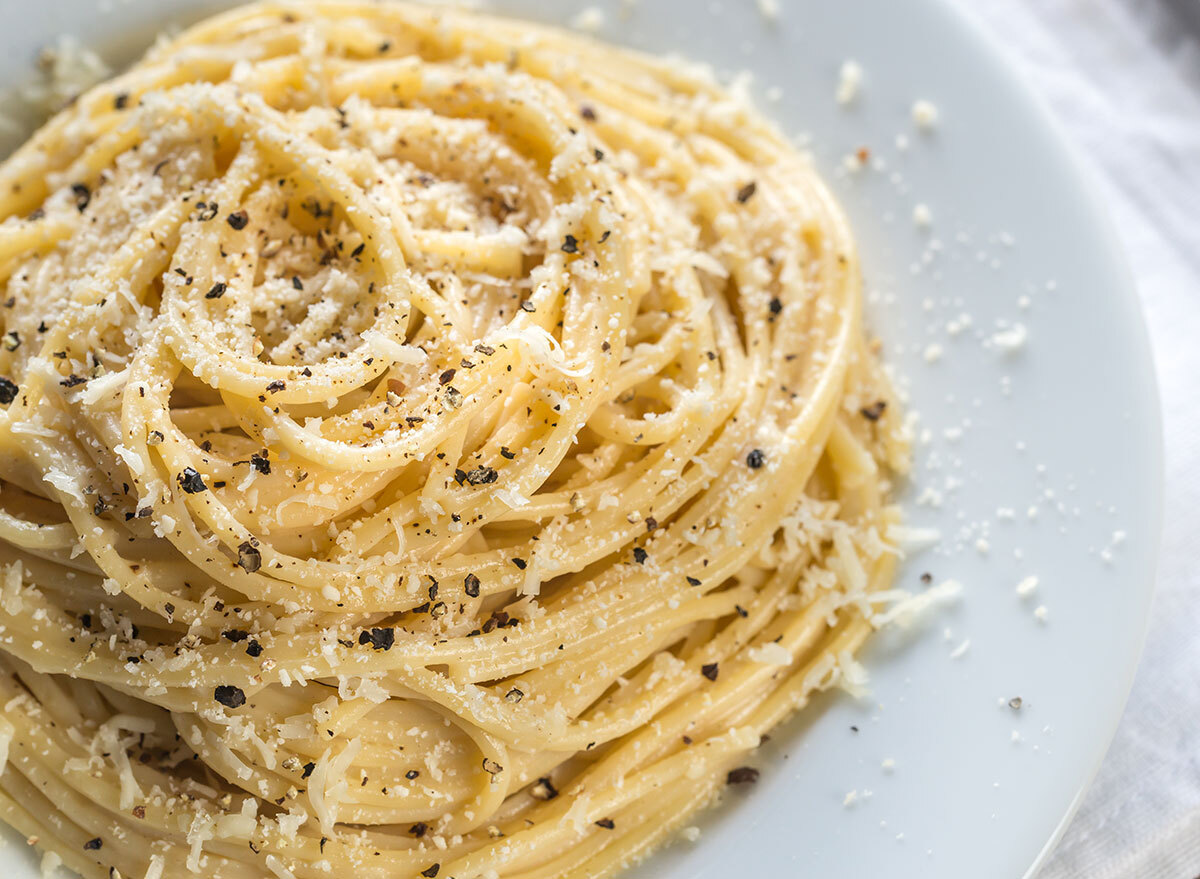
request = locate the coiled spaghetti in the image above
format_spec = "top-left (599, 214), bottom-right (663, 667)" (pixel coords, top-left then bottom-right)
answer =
top-left (0, 4), bottom-right (910, 877)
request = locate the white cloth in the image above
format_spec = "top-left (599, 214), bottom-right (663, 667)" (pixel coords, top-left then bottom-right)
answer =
top-left (958, 1), bottom-right (1200, 877)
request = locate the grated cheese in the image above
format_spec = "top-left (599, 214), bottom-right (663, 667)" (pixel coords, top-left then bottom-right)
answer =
top-left (1016, 575), bottom-right (1039, 597)
top-left (871, 579), bottom-right (962, 629)
top-left (912, 99), bottom-right (939, 129)
top-left (836, 60), bottom-right (863, 105)
top-left (747, 641), bottom-right (792, 666)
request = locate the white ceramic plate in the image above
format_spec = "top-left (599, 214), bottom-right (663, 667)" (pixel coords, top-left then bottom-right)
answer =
top-left (0, 1), bottom-right (1162, 877)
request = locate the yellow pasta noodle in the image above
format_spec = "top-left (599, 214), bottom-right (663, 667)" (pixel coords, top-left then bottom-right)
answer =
top-left (0, 3), bottom-right (911, 877)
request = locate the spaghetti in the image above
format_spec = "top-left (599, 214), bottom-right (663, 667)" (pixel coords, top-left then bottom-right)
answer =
top-left (0, 3), bottom-right (911, 877)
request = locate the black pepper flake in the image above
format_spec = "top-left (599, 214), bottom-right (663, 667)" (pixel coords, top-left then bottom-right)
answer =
top-left (439, 368), bottom-right (456, 385)
top-left (735, 605), bottom-right (749, 618)
top-left (250, 453), bottom-right (270, 474)
top-left (301, 762), bottom-right (316, 779)
top-left (420, 866), bottom-right (440, 878)
top-left (481, 758), bottom-right (503, 775)
top-left (83, 837), bottom-right (102, 851)
top-left (701, 662), bottom-right (719, 681)
top-left (206, 282), bottom-right (227, 299)
top-left (645, 516), bottom-right (658, 532)
top-left (409, 822), bottom-right (428, 838)
top-left (405, 769), bottom-right (420, 780)
top-left (860, 400), bottom-right (887, 421)
top-left (226, 210), bottom-right (249, 230)
top-left (726, 766), bottom-right (760, 785)
top-left (358, 627), bottom-right (395, 651)
top-left (465, 466), bottom-right (498, 486)
top-left (1008, 696), bottom-right (1023, 710)
top-left (580, 105), bottom-right (597, 121)
top-left (214, 685), bottom-right (246, 709)
top-left (464, 573), bottom-right (481, 598)
top-left (920, 572), bottom-right (933, 585)
top-left (453, 468), bottom-right (468, 486)
top-left (114, 92), bottom-right (129, 110)
top-left (237, 542), bottom-right (262, 573)
top-left (768, 297), bottom-right (783, 316)
top-left (599, 229), bottom-right (611, 243)
top-left (223, 629), bottom-right (249, 643)
top-left (319, 837), bottom-right (328, 853)
top-left (595, 818), bottom-right (615, 829)
top-left (736, 181), bottom-right (758, 204)
top-left (177, 467), bottom-right (207, 493)
top-left (632, 547), bottom-right (648, 565)
top-left (71, 183), bottom-right (91, 212)
top-left (246, 639), bottom-right (263, 657)
top-left (519, 300), bottom-right (536, 312)
top-left (60, 374), bottom-right (86, 388)
top-left (500, 447), bottom-right (515, 460)
top-left (196, 201), bottom-right (219, 221)
top-left (561, 234), bottom-right (579, 254)
top-left (746, 449), bottom-right (766, 469)
top-left (266, 380), bottom-right (286, 393)
top-left (504, 687), bottom-right (523, 703)
top-left (686, 576), bottom-right (702, 587)
top-left (482, 611), bottom-right (510, 633)
top-left (0, 377), bottom-right (17, 404)
top-left (351, 242), bottom-right (365, 258)
top-left (530, 777), bottom-right (558, 800)
top-left (474, 343), bottom-right (495, 356)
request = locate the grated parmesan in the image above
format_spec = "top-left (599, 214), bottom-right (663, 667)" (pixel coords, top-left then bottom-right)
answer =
top-left (836, 60), bottom-right (863, 105)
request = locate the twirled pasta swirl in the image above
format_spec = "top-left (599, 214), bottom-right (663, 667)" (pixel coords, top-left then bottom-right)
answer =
top-left (0, 4), bottom-right (908, 878)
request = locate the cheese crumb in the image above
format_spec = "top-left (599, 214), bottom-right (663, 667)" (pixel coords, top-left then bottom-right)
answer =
top-left (1015, 575), bottom-right (1039, 598)
top-left (912, 203), bottom-right (932, 228)
top-left (1033, 605), bottom-right (1049, 623)
top-left (747, 641), bottom-right (792, 666)
top-left (836, 60), bottom-right (863, 106)
top-left (40, 850), bottom-right (63, 878)
top-left (756, 0), bottom-right (780, 21)
top-left (570, 7), bottom-right (605, 33)
top-left (912, 99), bottom-right (939, 129)
top-left (680, 825), bottom-right (701, 842)
top-left (991, 323), bottom-right (1028, 353)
